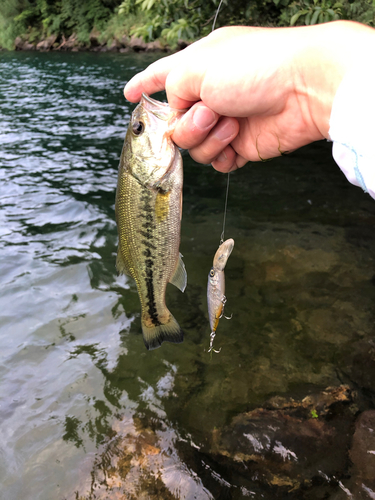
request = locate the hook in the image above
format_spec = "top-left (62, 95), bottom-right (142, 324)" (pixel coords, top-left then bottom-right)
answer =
top-left (208, 331), bottom-right (221, 354)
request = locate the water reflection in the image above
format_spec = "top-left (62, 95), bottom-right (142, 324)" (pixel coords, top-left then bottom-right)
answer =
top-left (1, 51), bottom-right (375, 499)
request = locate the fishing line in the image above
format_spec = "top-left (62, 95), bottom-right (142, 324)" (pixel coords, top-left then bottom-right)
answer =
top-left (220, 172), bottom-right (230, 244)
top-left (212, 0), bottom-right (225, 32)
top-left (212, 0), bottom-right (230, 246)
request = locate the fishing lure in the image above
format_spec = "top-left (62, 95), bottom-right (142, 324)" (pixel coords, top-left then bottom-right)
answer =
top-left (207, 238), bottom-right (234, 353)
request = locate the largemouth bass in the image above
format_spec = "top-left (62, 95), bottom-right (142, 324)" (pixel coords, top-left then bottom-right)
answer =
top-left (207, 238), bottom-right (234, 351)
top-left (115, 93), bottom-right (187, 350)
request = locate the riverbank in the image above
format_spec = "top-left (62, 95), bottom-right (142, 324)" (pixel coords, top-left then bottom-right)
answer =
top-left (11, 31), bottom-right (189, 53)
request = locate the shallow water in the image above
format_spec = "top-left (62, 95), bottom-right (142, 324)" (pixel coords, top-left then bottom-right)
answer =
top-left (1, 51), bottom-right (375, 500)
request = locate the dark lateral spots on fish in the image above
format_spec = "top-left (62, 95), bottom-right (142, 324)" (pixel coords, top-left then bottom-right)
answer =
top-left (139, 188), bottom-right (160, 326)
top-left (140, 212), bottom-right (153, 221)
top-left (145, 258), bottom-right (154, 268)
top-left (139, 189), bottom-right (155, 239)
top-left (139, 230), bottom-right (153, 240)
top-left (140, 193), bottom-right (150, 203)
top-left (145, 266), bottom-right (160, 326)
top-left (142, 239), bottom-right (156, 250)
top-left (142, 220), bottom-right (153, 230)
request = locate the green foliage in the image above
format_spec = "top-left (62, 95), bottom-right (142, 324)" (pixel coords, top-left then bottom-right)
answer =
top-left (0, 0), bottom-right (23, 49)
top-left (289, 0), bottom-right (341, 26)
top-left (0, 0), bottom-right (124, 47)
top-left (279, 0), bottom-right (375, 26)
top-left (125, 0), bottom-right (282, 48)
top-left (101, 9), bottom-right (147, 42)
top-left (128, 0), bottom-right (212, 46)
top-left (0, 0), bottom-right (374, 49)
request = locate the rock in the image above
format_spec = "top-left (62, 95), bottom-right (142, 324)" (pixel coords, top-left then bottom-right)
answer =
top-left (14, 37), bottom-right (35, 51)
top-left (119, 47), bottom-right (130, 54)
top-left (55, 34), bottom-right (77, 51)
top-left (36, 35), bottom-right (57, 51)
top-left (62, 33), bottom-right (78, 50)
top-left (347, 411), bottom-right (375, 499)
top-left (210, 386), bottom-right (356, 496)
top-left (145, 40), bottom-right (163, 52)
top-left (89, 27), bottom-right (101, 47)
top-left (177, 39), bottom-right (190, 50)
top-left (129, 35), bottom-right (147, 52)
top-left (341, 340), bottom-right (375, 394)
top-left (108, 38), bottom-right (121, 52)
top-left (69, 414), bottom-right (211, 500)
top-left (23, 42), bottom-right (36, 51)
top-left (14, 37), bottom-right (23, 50)
top-left (119, 35), bottom-right (129, 47)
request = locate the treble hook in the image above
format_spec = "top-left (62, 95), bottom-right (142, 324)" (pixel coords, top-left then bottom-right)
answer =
top-left (208, 331), bottom-right (221, 354)
top-left (217, 295), bottom-right (232, 321)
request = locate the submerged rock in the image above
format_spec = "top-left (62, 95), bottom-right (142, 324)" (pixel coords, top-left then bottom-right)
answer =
top-left (347, 410), bottom-right (375, 499)
top-left (341, 339), bottom-right (375, 396)
top-left (72, 414), bottom-right (213, 500)
top-left (209, 386), bottom-right (356, 496)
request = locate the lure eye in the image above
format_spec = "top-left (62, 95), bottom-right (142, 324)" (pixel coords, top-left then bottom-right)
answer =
top-left (132, 120), bottom-right (144, 136)
top-left (209, 269), bottom-right (215, 277)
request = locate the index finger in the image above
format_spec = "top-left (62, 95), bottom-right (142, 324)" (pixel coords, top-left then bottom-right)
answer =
top-left (123, 55), bottom-right (174, 102)
top-left (124, 48), bottom-right (205, 109)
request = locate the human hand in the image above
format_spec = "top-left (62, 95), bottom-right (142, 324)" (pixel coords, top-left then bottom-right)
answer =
top-left (125, 21), bottom-right (375, 172)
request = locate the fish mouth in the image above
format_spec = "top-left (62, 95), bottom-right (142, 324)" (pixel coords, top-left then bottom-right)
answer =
top-left (141, 93), bottom-right (187, 120)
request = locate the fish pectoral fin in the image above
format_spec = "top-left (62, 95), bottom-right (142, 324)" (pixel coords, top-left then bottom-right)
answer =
top-left (116, 247), bottom-right (130, 276)
top-left (169, 253), bottom-right (187, 292)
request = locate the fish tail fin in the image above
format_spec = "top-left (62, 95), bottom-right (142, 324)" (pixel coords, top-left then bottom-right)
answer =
top-left (141, 313), bottom-right (183, 350)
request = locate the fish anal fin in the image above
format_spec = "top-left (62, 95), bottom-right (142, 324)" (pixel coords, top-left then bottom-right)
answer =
top-left (142, 313), bottom-right (184, 350)
top-left (169, 253), bottom-right (187, 292)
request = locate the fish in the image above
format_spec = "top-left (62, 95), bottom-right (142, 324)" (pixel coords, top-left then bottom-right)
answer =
top-left (207, 238), bottom-right (234, 351)
top-left (115, 93), bottom-right (187, 350)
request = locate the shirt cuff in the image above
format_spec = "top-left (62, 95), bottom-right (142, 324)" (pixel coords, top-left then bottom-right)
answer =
top-left (329, 62), bottom-right (375, 199)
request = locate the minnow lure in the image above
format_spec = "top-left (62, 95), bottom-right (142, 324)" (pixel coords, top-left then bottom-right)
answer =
top-left (207, 238), bottom-right (234, 353)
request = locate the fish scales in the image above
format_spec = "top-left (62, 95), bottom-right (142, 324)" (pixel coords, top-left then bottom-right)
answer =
top-left (115, 94), bottom-right (186, 350)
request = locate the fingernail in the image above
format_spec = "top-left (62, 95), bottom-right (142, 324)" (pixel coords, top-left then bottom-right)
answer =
top-left (215, 150), bottom-right (227, 163)
top-left (192, 106), bottom-right (216, 130)
top-left (214, 120), bottom-right (235, 141)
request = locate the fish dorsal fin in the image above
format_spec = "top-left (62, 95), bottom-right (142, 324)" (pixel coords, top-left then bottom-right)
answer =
top-left (169, 253), bottom-right (187, 292)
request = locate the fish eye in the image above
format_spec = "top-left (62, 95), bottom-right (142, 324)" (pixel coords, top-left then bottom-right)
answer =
top-left (210, 269), bottom-right (215, 277)
top-left (132, 120), bottom-right (144, 136)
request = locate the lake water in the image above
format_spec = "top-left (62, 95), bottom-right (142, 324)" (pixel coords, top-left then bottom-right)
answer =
top-left (1, 51), bottom-right (375, 500)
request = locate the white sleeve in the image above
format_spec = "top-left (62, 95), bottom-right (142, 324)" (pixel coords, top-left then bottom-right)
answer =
top-left (328, 63), bottom-right (375, 199)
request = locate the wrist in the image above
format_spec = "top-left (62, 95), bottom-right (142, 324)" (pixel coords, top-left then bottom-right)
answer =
top-left (294, 21), bottom-right (375, 140)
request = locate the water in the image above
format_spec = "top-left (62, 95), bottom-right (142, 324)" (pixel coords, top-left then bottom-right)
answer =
top-left (1, 51), bottom-right (375, 500)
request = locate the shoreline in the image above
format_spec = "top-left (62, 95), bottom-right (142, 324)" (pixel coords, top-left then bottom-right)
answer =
top-left (6, 33), bottom-right (189, 54)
